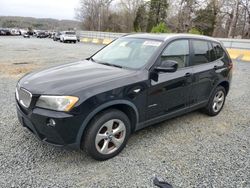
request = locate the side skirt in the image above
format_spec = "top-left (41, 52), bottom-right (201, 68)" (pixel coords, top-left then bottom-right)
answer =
top-left (136, 101), bottom-right (208, 131)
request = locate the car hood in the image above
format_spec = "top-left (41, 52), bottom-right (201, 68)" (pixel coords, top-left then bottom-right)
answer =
top-left (19, 60), bottom-right (137, 96)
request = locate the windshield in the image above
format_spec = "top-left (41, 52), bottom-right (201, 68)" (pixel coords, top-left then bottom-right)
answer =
top-left (66, 32), bottom-right (76, 35)
top-left (92, 38), bottom-right (162, 69)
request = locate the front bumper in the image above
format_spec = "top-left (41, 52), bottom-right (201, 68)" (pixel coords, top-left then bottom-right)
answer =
top-left (16, 102), bottom-right (83, 149)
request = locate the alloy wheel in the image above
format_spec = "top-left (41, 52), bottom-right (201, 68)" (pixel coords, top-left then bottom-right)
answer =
top-left (95, 119), bottom-right (126, 155)
top-left (212, 90), bottom-right (225, 113)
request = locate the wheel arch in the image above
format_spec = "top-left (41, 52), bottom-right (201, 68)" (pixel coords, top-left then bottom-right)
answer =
top-left (207, 80), bottom-right (230, 104)
top-left (217, 80), bottom-right (230, 95)
top-left (76, 100), bottom-right (139, 149)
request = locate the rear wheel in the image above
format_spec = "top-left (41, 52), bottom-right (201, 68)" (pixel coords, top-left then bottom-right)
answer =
top-left (203, 86), bottom-right (226, 116)
top-left (83, 109), bottom-right (131, 161)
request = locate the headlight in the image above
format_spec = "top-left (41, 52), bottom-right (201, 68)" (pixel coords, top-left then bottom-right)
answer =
top-left (36, 95), bottom-right (79, 112)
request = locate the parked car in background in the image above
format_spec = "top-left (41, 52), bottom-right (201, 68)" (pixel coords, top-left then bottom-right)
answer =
top-left (48, 31), bottom-right (55, 38)
top-left (0, 29), bottom-right (11, 36)
top-left (27, 30), bottom-right (34, 36)
top-left (33, 30), bottom-right (39, 37)
top-left (60, 31), bottom-right (77, 43)
top-left (15, 34), bottom-right (232, 161)
top-left (11, 29), bottom-right (20, 36)
top-left (0, 29), bottom-right (5, 35)
top-left (53, 32), bottom-right (61, 41)
top-left (19, 29), bottom-right (28, 35)
top-left (23, 33), bottom-right (30, 38)
top-left (37, 31), bottom-right (48, 38)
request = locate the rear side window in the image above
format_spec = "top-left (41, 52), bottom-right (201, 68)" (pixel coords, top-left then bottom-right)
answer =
top-left (208, 42), bottom-right (217, 62)
top-left (212, 43), bottom-right (225, 59)
top-left (161, 40), bottom-right (189, 69)
top-left (191, 40), bottom-right (210, 66)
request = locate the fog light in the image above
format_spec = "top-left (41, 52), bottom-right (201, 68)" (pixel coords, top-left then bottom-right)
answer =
top-left (47, 118), bottom-right (56, 127)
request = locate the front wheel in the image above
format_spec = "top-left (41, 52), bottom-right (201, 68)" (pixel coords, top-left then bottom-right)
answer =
top-left (82, 109), bottom-right (131, 161)
top-left (203, 86), bottom-right (226, 116)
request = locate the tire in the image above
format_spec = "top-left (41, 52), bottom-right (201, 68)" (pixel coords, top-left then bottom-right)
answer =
top-left (203, 86), bottom-right (226, 116)
top-left (82, 109), bottom-right (131, 161)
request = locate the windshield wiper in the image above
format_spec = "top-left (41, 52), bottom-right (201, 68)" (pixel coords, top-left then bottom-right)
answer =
top-left (89, 58), bottom-right (124, 69)
top-left (98, 62), bottom-right (123, 69)
top-left (89, 57), bottom-right (96, 62)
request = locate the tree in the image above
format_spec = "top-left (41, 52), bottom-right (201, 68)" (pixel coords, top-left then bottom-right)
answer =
top-left (188, 27), bottom-right (202, 34)
top-left (193, 1), bottom-right (219, 36)
top-left (151, 22), bottom-right (171, 33)
top-left (75, 0), bottom-right (113, 31)
top-left (118, 0), bottom-right (146, 32)
top-left (210, 0), bottom-right (223, 37)
top-left (176, 0), bottom-right (198, 32)
top-left (147, 0), bottom-right (169, 32)
top-left (134, 4), bottom-right (148, 32)
top-left (73, 0), bottom-right (250, 38)
top-left (228, 0), bottom-right (240, 38)
top-left (2, 20), bottom-right (18, 28)
top-left (241, 0), bottom-right (250, 38)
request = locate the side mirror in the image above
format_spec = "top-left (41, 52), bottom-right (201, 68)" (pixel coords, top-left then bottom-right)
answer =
top-left (155, 60), bottom-right (178, 73)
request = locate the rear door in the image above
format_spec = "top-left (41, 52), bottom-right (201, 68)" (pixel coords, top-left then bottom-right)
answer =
top-left (189, 40), bottom-right (224, 104)
top-left (147, 39), bottom-right (194, 119)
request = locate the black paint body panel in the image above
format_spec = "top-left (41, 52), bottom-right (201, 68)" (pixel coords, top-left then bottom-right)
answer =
top-left (16, 34), bottom-right (233, 149)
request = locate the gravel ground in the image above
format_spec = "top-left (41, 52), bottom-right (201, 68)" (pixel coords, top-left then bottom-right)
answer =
top-left (0, 36), bottom-right (249, 188)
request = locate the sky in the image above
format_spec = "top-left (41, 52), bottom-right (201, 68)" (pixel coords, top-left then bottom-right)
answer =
top-left (0, 0), bottom-right (80, 20)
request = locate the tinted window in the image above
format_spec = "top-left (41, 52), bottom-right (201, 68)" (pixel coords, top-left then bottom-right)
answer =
top-left (161, 40), bottom-right (189, 68)
top-left (213, 43), bottom-right (225, 59)
top-left (66, 32), bottom-right (76, 35)
top-left (191, 40), bottom-right (210, 66)
top-left (208, 42), bottom-right (217, 62)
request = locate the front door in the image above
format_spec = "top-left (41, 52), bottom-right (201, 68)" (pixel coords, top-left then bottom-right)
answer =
top-left (146, 39), bottom-right (193, 120)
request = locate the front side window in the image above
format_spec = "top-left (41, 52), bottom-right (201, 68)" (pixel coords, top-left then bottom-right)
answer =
top-left (92, 38), bottom-right (162, 69)
top-left (191, 40), bottom-right (210, 66)
top-left (161, 40), bottom-right (189, 69)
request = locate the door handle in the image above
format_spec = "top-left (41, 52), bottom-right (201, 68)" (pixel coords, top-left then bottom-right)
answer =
top-left (214, 65), bottom-right (223, 70)
top-left (214, 66), bottom-right (219, 70)
top-left (185, 72), bottom-right (192, 77)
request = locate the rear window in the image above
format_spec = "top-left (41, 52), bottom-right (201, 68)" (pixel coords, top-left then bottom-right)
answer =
top-left (65, 32), bottom-right (76, 35)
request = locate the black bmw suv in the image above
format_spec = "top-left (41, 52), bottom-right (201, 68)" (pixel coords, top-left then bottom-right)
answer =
top-left (16, 34), bottom-right (232, 160)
